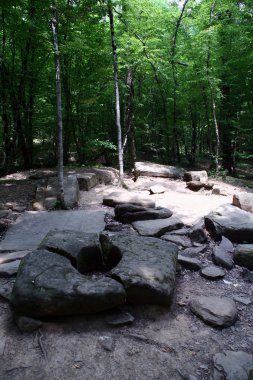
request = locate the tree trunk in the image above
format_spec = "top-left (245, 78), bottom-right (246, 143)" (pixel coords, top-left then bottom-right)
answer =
top-left (0, 9), bottom-right (11, 172)
top-left (190, 107), bottom-right (197, 165)
top-left (51, 5), bottom-right (65, 207)
top-left (108, 0), bottom-right (124, 180)
top-left (207, 0), bottom-right (220, 172)
top-left (170, 0), bottom-right (189, 162)
top-left (123, 68), bottom-right (136, 169)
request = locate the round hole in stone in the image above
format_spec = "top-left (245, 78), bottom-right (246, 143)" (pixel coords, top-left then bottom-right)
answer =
top-left (76, 245), bottom-right (122, 274)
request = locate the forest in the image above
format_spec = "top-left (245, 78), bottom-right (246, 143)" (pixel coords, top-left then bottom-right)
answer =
top-left (0, 0), bottom-right (252, 177)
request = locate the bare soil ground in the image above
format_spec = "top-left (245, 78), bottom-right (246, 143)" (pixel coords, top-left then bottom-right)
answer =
top-left (0, 168), bottom-right (252, 380)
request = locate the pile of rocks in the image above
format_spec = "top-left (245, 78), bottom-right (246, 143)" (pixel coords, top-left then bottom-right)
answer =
top-left (102, 188), bottom-right (253, 330)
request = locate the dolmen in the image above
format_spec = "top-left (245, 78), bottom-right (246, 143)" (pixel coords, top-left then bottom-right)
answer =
top-left (10, 230), bottom-right (178, 318)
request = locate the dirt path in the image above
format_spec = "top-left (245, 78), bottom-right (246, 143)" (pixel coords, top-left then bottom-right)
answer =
top-left (0, 170), bottom-right (252, 380)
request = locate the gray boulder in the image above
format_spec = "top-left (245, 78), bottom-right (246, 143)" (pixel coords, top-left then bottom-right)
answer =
top-left (190, 296), bottom-right (238, 327)
top-left (186, 181), bottom-right (213, 192)
top-left (10, 250), bottom-right (126, 318)
top-left (220, 236), bottom-right (234, 252)
top-left (100, 231), bottom-right (178, 306)
top-left (234, 244), bottom-right (253, 270)
top-left (204, 204), bottom-right (253, 243)
top-left (213, 237), bottom-right (234, 269)
top-left (212, 350), bottom-right (253, 380)
top-left (161, 234), bottom-right (192, 248)
top-left (213, 246), bottom-right (234, 270)
top-left (39, 230), bottom-right (105, 273)
top-left (135, 161), bottom-right (185, 179)
top-left (200, 266), bottom-right (225, 280)
top-left (233, 192), bottom-right (253, 213)
top-left (132, 217), bottom-right (184, 237)
top-left (177, 254), bottom-right (202, 271)
top-left (115, 204), bottom-right (173, 223)
top-left (184, 170), bottom-right (208, 182)
top-left (103, 191), bottom-right (155, 208)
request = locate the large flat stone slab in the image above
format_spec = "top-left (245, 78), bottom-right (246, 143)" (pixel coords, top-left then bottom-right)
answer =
top-left (0, 210), bottom-right (105, 252)
top-left (132, 217), bottom-right (184, 237)
top-left (114, 204), bottom-right (172, 223)
top-left (103, 191), bottom-right (155, 208)
top-left (100, 231), bottom-right (178, 306)
top-left (135, 162), bottom-right (185, 179)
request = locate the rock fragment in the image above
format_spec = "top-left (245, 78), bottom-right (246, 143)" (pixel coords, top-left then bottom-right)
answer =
top-left (190, 296), bottom-right (238, 327)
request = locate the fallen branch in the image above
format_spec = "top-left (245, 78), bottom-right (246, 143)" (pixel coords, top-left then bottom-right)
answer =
top-left (37, 329), bottom-right (48, 361)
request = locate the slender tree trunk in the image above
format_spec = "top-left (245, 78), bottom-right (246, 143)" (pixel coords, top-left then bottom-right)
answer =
top-left (51, 6), bottom-right (65, 207)
top-left (108, 0), bottom-right (124, 180)
top-left (190, 107), bottom-right (197, 165)
top-left (170, 0), bottom-right (189, 162)
top-left (207, 0), bottom-right (220, 172)
top-left (0, 9), bottom-right (11, 171)
top-left (123, 68), bottom-right (136, 169)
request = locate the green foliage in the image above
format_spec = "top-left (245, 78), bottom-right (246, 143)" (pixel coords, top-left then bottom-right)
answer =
top-left (0, 0), bottom-right (253, 174)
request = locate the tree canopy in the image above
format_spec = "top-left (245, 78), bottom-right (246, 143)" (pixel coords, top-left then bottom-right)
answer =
top-left (0, 0), bottom-right (252, 175)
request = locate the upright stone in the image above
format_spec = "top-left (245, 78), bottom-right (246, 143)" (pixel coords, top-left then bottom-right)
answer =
top-left (77, 173), bottom-right (97, 191)
top-left (233, 192), bottom-right (253, 213)
top-left (64, 175), bottom-right (79, 208)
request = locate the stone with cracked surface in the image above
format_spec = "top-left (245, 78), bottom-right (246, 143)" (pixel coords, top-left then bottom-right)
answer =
top-left (10, 250), bottom-right (126, 318)
top-left (100, 231), bottom-right (178, 306)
